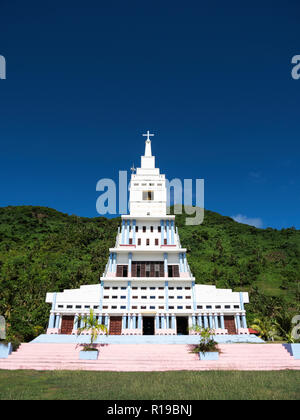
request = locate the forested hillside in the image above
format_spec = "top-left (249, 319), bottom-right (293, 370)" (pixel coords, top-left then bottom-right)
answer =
top-left (0, 206), bottom-right (299, 343)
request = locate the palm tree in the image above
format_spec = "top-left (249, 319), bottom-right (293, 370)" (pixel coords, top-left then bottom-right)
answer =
top-left (190, 326), bottom-right (219, 354)
top-left (250, 318), bottom-right (279, 341)
top-left (273, 311), bottom-right (297, 343)
top-left (77, 309), bottom-right (107, 350)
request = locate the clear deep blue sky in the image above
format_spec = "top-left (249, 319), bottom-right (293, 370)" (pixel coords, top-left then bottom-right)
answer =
top-left (0, 1), bottom-right (299, 229)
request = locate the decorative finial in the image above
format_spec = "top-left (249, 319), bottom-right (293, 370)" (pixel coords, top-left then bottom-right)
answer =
top-left (142, 130), bottom-right (154, 141)
top-left (130, 164), bottom-right (136, 174)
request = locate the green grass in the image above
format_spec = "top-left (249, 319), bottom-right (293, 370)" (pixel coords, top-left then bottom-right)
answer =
top-left (0, 370), bottom-right (299, 400)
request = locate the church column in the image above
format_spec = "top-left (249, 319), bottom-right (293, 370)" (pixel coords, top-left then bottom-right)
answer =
top-left (121, 220), bottom-right (126, 244)
top-left (128, 252), bottom-right (132, 277)
top-left (108, 253), bottom-right (113, 272)
top-left (132, 220), bottom-right (136, 245)
top-left (203, 314), bottom-right (208, 329)
top-left (197, 314), bottom-right (202, 328)
top-left (55, 313), bottom-right (61, 330)
top-left (160, 220), bottom-right (164, 244)
top-left (48, 312), bottom-right (55, 329)
top-left (127, 314), bottom-right (131, 330)
top-left (80, 314), bottom-right (85, 328)
top-left (165, 281), bottom-right (169, 310)
top-left (164, 253), bottom-right (168, 278)
top-left (171, 314), bottom-right (176, 330)
top-left (214, 314), bottom-right (219, 330)
top-left (126, 220), bottom-right (130, 245)
top-left (99, 280), bottom-right (104, 312)
top-left (74, 314), bottom-right (79, 331)
top-left (132, 314), bottom-right (136, 330)
top-left (220, 314), bottom-right (225, 330)
top-left (235, 313), bottom-right (241, 330)
top-left (155, 315), bottom-right (160, 333)
top-left (241, 313), bottom-right (247, 329)
top-left (192, 314), bottom-right (196, 328)
top-left (239, 292), bottom-right (245, 310)
top-left (112, 253), bottom-right (117, 273)
top-left (127, 281), bottom-right (131, 311)
top-left (161, 314), bottom-right (165, 329)
top-left (105, 314), bottom-right (109, 329)
top-left (208, 314), bottom-right (213, 329)
top-left (179, 253), bottom-right (184, 273)
top-left (171, 220), bottom-right (175, 245)
top-left (166, 220), bottom-right (170, 244)
top-left (239, 293), bottom-right (248, 328)
top-left (183, 253), bottom-right (188, 272)
top-left (192, 281), bottom-right (196, 311)
top-left (138, 314), bottom-right (142, 330)
top-left (122, 315), bottom-right (127, 331)
top-left (48, 292), bottom-right (57, 329)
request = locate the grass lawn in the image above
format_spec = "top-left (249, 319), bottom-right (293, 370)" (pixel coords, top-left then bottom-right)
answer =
top-left (0, 370), bottom-right (299, 400)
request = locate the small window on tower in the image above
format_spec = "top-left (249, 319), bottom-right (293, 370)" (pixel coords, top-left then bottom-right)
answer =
top-left (143, 191), bottom-right (154, 201)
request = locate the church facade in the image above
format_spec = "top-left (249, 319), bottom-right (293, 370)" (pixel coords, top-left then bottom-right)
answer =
top-left (46, 133), bottom-right (249, 336)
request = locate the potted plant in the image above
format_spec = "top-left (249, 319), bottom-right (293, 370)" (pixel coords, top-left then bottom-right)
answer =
top-left (191, 327), bottom-right (220, 361)
top-left (77, 309), bottom-right (107, 360)
top-left (0, 340), bottom-right (12, 359)
top-left (0, 316), bottom-right (12, 359)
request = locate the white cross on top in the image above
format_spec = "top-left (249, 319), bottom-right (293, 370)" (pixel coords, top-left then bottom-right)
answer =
top-left (142, 130), bottom-right (154, 141)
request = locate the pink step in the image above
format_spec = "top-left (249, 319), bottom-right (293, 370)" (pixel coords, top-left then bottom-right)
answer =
top-left (0, 343), bottom-right (299, 371)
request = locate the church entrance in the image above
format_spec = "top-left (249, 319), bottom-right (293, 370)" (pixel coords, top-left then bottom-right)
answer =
top-left (176, 317), bottom-right (188, 335)
top-left (143, 317), bottom-right (154, 335)
top-left (60, 316), bottom-right (74, 335)
top-left (109, 316), bottom-right (122, 335)
top-left (224, 316), bottom-right (237, 334)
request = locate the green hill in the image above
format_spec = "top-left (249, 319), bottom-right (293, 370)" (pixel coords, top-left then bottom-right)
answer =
top-left (0, 205), bottom-right (299, 342)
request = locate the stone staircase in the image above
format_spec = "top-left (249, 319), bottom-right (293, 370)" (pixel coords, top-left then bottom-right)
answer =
top-left (0, 343), bottom-right (299, 371)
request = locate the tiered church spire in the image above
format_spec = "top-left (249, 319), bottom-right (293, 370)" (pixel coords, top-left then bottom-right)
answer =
top-left (142, 130), bottom-right (154, 157)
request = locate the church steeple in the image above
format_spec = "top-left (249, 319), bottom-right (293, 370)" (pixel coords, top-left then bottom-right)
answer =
top-left (142, 130), bottom-right (154, 157)
top-left (145, 140), bottom-right (152, 157)
top-left (129, 131), bottom-right (167, 217)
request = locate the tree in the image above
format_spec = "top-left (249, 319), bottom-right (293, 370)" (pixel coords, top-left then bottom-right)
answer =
top-left (77, 309), bottom-right (107, 349)
top-left (273, 311), bottom-right (298, 343)
top-left (250, 318), bottom-right (279, 341)
top-left (190, 326), bottom-right (219, 354)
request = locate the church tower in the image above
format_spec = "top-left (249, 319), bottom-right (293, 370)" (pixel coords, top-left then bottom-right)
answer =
top-left (103, 131), bottom-right (193, 334)
top-left (46, 132), bottom-right (249, 337)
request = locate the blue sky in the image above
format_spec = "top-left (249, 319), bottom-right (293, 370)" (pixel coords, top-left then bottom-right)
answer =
top-left (0, 0), bottom-right (299, 229)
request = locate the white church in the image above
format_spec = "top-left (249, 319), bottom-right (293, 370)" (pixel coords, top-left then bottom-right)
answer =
top-left (46, 133), bottom-right (249, 336)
